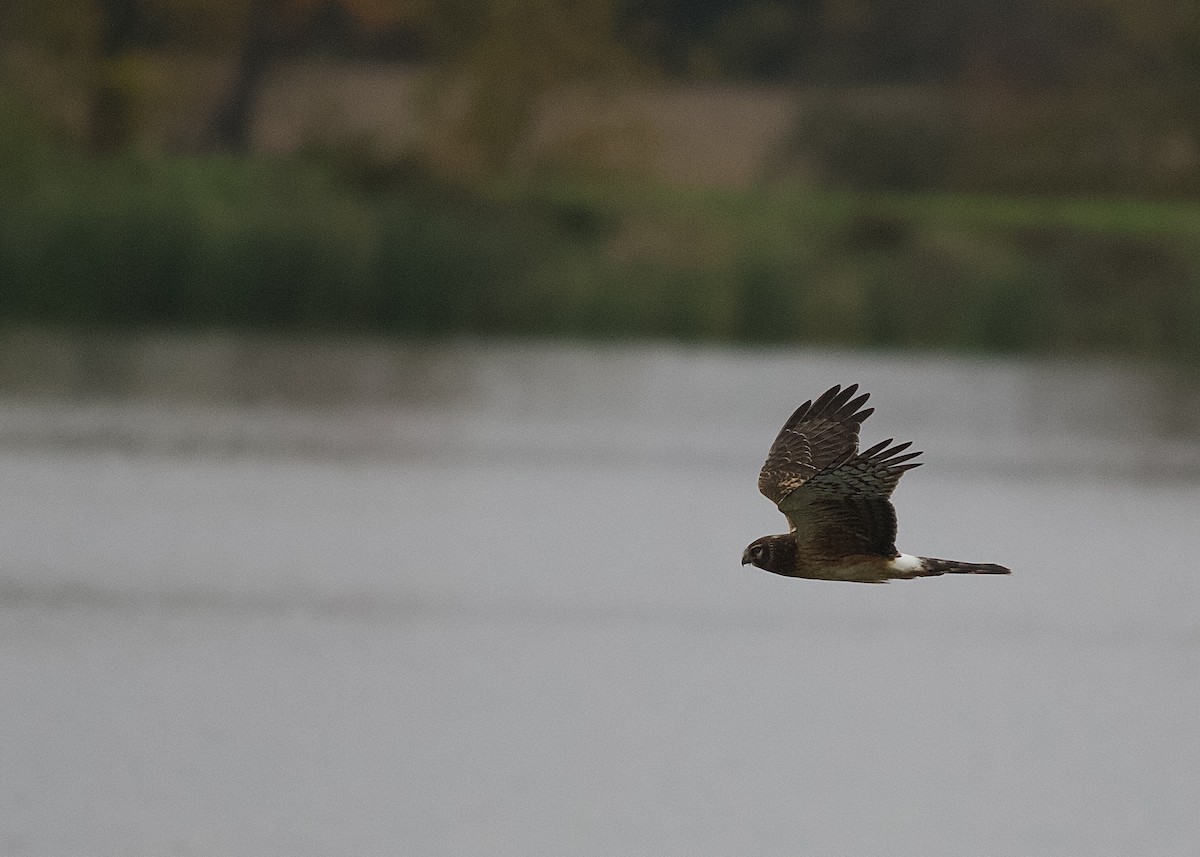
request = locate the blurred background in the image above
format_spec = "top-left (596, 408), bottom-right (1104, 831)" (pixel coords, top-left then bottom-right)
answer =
top-left (2, 2), bottom-right (1200, 856)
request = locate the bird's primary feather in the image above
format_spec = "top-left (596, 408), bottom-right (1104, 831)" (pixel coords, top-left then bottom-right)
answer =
top-left (757, 383), bottom-right (874, 506)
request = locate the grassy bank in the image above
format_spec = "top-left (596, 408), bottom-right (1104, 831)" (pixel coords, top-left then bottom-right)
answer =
top-left (3, 140), bottom-right (1200, 359)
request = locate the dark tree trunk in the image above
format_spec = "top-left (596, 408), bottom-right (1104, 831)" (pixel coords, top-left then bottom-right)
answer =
top-left (88, 0), bottom-right (145, 152)
top-left (205, 0), bottom-right (284, 151)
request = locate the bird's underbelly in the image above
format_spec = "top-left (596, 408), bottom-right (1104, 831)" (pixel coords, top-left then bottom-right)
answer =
top-left (797, 554), bottom-right (897, 583)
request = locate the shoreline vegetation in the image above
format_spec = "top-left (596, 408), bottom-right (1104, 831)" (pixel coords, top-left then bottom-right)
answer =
top-left (2, 140), bottom-right (1199, 361)
top-left (5, 1), bottom-right (1200, 363)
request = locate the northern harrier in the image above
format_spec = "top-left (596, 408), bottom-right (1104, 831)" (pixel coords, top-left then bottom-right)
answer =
top-left (742, 383), bottom-right (1010, 583)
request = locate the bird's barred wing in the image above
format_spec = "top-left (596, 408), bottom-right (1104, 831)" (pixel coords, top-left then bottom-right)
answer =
top-left (757, 384), bottom-right (873, 506)
top-left (791, 437), bottom-right (923, 504)
top-left (781, 437), bottom-right (924, 564)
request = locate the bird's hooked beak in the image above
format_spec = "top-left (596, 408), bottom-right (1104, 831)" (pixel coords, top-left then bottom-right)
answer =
top-left (741, 547), bottom-right (752, 566)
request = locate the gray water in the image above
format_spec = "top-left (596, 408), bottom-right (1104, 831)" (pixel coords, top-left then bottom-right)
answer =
top-left (2, 337), bottom-right (1200, 857)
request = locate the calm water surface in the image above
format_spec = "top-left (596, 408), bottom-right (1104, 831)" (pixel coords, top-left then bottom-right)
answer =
top-left (1, 337), bottom-right (1199, 857)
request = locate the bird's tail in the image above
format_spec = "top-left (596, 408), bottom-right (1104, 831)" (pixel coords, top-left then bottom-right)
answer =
top-left (916, 557), bottom-right (1011, 576)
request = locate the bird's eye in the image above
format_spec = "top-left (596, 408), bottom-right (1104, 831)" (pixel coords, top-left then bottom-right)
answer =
top-left (752, 546), bottom-right (762, 557)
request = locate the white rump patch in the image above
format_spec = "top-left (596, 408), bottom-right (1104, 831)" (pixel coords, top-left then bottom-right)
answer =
top-left (889, 554), bottom-right (923, 573)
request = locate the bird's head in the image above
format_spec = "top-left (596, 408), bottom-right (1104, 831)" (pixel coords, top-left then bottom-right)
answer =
top-left (741, 534), bottom-right (795, 575)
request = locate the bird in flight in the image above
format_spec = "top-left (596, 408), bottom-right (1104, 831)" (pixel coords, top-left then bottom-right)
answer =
top-left (742, 383), bottom-right (1010, 583)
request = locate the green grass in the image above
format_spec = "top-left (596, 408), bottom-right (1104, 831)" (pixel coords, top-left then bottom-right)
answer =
top-left (505, 179), bottom-right (1200, 357)
top-left (3, 136), bottom-right (1200, 360)
top-left (514, 179), bottom-right (1200, 237)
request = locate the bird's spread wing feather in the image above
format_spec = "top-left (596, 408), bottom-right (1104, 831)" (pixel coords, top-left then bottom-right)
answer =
top-left (761, 386), bottom-right (924, 567)
top-left (785, 438), bottom-right (923, 564)
top-left (798, 437), bottom-right (923, 503)
top-left (757, 384), bottom-right (873, 506)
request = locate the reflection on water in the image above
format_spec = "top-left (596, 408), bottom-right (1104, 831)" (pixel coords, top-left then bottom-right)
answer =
top-left (3, 331), bottom-right (1200, 857)
top-left (2, 330), bottom-right (1199, 478)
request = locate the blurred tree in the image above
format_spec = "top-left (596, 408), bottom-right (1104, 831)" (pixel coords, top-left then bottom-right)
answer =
top-left (4, 0), bottom-right (133, 151)
top-left (201, 0), bottom-right (430, 150)
top-left (615, 0), bottom-right (743, 74)
top-left (184, 0), bottom-right (638, 162)
top-left (702, 2), bottom-right (814, 79)
top-left (202, 0), bottom-right (286, 150)
top-left (615, 0), bottom-right (1200, 87)
top-left (2, 0), bottom-right (430, 151)
top-left (418, 0), bottom-right (638, 177)
top-left (6, 0), bottom-right (1200, 184)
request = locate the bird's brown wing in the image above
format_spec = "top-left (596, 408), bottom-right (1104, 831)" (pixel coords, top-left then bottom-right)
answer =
top-left (780, 437), bottom-right (924, 565)
top-left (757, 383), bottom-right (873, 506)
